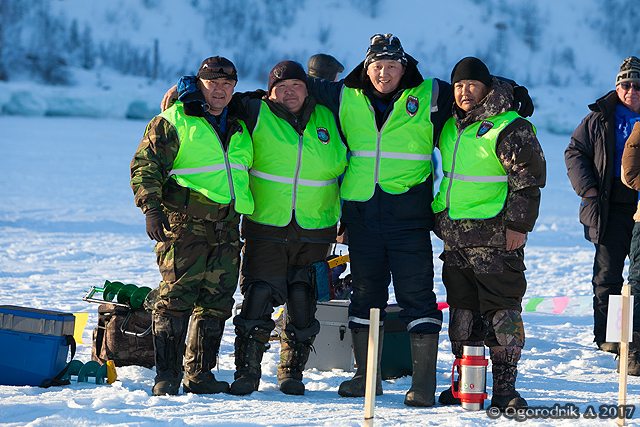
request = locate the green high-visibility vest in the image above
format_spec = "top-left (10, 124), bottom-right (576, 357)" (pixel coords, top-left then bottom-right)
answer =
top-left (159, 102), bottom-right (254, 215)
top-left (248, 101), bottom-right (347, 228)
top-left (339, 79), bottom-right (435, 201)
top-left (433, 110), bottom-right (529, 219)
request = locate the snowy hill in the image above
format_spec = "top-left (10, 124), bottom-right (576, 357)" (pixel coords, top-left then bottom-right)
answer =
top-left (1, 0), bottom-right (637, 127)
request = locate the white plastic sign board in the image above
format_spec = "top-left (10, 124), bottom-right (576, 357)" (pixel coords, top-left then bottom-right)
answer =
top-left (605, 295), bottom-right (634, 343)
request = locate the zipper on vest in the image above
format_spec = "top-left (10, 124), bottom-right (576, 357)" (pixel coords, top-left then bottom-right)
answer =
top-left (291, 134), bottom-right (304, 219)
top-left (374, 113), bottom-right (392, 185)
top-left (445, 130), bottom-right (463, 209)
top-left (213, 124), bottom-right (236, 202)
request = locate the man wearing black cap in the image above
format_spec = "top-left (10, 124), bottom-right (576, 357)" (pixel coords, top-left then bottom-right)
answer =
top-left (305, 34), bottom-right (534, 408)
top-left (566, 57), bottom-right (640, 361)
top-left (162, 60), bottom-right (348, 396)
top-left (228, 60), bottom-right (347, 397)
top-left (308, 53), bottom-right (344, 82)
top-left (131, 56), bottom-right (254, 396)
top-left (433, 56), bottom-right (545, 410)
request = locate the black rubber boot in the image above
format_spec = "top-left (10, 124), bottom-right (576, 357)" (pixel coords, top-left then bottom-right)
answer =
top-left (338, 327), bottom-right (383, 397)
top-left (438, 381), bottom-right (461, 405)
top-left (229, 326), bottom-right (271, 395)
top-left (182, 315), bottom-right (230, 394)
top-left (404, 333), bottom-right (438, 407)
top-left (617, 332), bottom-right (640, 376)
top-left (489, 346), bottom-right (527, 410)
top-left (152, 311), bottom-right (190, 396)
top-left (277, 335), bottom-right (314, 395)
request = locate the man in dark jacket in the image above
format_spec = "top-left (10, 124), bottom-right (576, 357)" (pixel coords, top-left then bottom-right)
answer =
top-left (131, 56), bottom-right (254, 396)
top-left (306, 33), bottom-right (534, 407)
top-left (433, 57), bottom-right (545, 410)
top-left (565, 56), bottom-right (640, 355)
top-left (621, 121), bottom-right (640, 376)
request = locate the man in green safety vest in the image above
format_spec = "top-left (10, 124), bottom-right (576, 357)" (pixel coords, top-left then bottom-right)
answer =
top-left (305, 34), bottom-right (534, 407)
top-left (131, 56), bottom-right (253, 396)
top-left (162, 60), bottom-right (348, 396)
top-left (229, 61), bottom-right (348, 397)
top-left (432, 57), bottom-right (546, 411)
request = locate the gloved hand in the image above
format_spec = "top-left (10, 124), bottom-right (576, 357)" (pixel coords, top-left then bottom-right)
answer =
top-left (513, 86), bottom-right (534, 117)
top-left (145, 206), bottom-right (171, 242)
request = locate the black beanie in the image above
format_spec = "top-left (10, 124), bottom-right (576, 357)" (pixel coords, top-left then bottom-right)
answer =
top-left (450, 57), bottom-right (492, 87)
top-left (268, 60), bottom-right (308, 94)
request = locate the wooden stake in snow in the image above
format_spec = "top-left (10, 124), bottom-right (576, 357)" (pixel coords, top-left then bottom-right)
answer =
top-left (364, 308), bottom-right (380, 427)
top-left (618, 284), bottom-right (631, 427)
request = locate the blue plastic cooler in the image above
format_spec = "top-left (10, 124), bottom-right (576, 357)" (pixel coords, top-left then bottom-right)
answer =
top-left (0, 305), bottom-right (75, 386)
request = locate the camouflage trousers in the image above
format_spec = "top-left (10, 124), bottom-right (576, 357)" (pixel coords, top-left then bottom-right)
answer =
top-left (442, 250), bottom-right (527, 348)
top-left (152, 213), bottom-right (241, 319)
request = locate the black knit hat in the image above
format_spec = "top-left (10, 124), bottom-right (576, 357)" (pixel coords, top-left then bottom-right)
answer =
top-left (450, 57), bottom-right (492, 87)
top-left (616, 56), bottom-right (640, 85)
top-left (364, 33), bottom-right (407, 69)
top-left (197, 56), bottom-right (238, 81)
top-left (308, 54), bottom-right (344, 80)
top-left (268, 60), bottom-right (308, 94)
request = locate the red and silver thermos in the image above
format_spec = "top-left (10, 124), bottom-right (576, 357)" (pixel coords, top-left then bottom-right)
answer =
top-left (451, 345), bottom-right (488, 410)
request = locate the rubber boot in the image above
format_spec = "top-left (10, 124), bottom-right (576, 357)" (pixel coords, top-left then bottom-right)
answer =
top-left (229, 326), bottom-right (271, 395)
top-left (152, 311), bottom-right (190, 396)
top-left (404, 333), bottom-right (439, 407)
top-left (617, 332), bottom-right (640, 376)
top-left (489, 346), bottom-right (527, 410)
top-left (182, 315), bottom-right (230, 394)
top-left (338, 327), bottom-right (383, 397)
top-left (277, 336), bottom-right (314, 395)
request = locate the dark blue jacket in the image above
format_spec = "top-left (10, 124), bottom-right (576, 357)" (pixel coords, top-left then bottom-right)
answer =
top-left (565, 90), bottom-right (638, 243)
top-left (306, 55), bottom-right (455, 231)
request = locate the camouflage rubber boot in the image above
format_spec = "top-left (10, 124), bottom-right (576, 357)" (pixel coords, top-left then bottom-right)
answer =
top-left (277, 335), bottom-right (315, 396)
top-left (182, 315), bottom-right (230, 394)
top-left (229, 326), bottom-right (271, 395)
top-left (489, 345), bottom-right (527, 410)
top-left (152, 311), bottom-right (190, 396)
top-left (404, 333), bottom-right (438, 407)
top-left (338, 327), bottom-right (383, 397)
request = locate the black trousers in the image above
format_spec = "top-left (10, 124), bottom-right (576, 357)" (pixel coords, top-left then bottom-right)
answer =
top-left (592, 204), bottom-right (635, 343)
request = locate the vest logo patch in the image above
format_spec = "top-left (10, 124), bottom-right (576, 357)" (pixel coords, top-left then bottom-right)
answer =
top-left (237, 126), bottom-right (243, 135)
top-left (317, 127), bottom-right (330, 145)
top-left (406, 96), bottom-right (419, 117)
top-left (477, 120), bottom-right (494, 138)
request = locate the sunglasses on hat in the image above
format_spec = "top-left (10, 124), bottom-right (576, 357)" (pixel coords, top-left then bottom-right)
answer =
top-left (198, 57), bottom-right (237, 79)
top-left (368, 33), bottom-right (403, 53)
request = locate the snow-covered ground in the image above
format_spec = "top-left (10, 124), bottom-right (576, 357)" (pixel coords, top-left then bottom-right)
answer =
top-left (1, 92), bottom-right (640, 426)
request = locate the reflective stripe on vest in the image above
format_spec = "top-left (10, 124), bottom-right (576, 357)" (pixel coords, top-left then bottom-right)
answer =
top-left (247, 102), bottom-right (347, 228)
top-left (433, 110), bottom-right (526, 219)
top-left (339, 79), bottom-right (435, 201)
top-left (159, 102), bottom-right (254, 215)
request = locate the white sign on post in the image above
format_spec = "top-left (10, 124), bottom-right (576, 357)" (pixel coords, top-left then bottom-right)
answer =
top-left (605, 295), bottom-right (634, 343)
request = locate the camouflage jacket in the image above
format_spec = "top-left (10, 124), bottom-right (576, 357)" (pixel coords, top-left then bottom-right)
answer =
top-left (434, 79), bottom-right (546, 251)
top-left (130, 95), bottom-right (248, 223)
